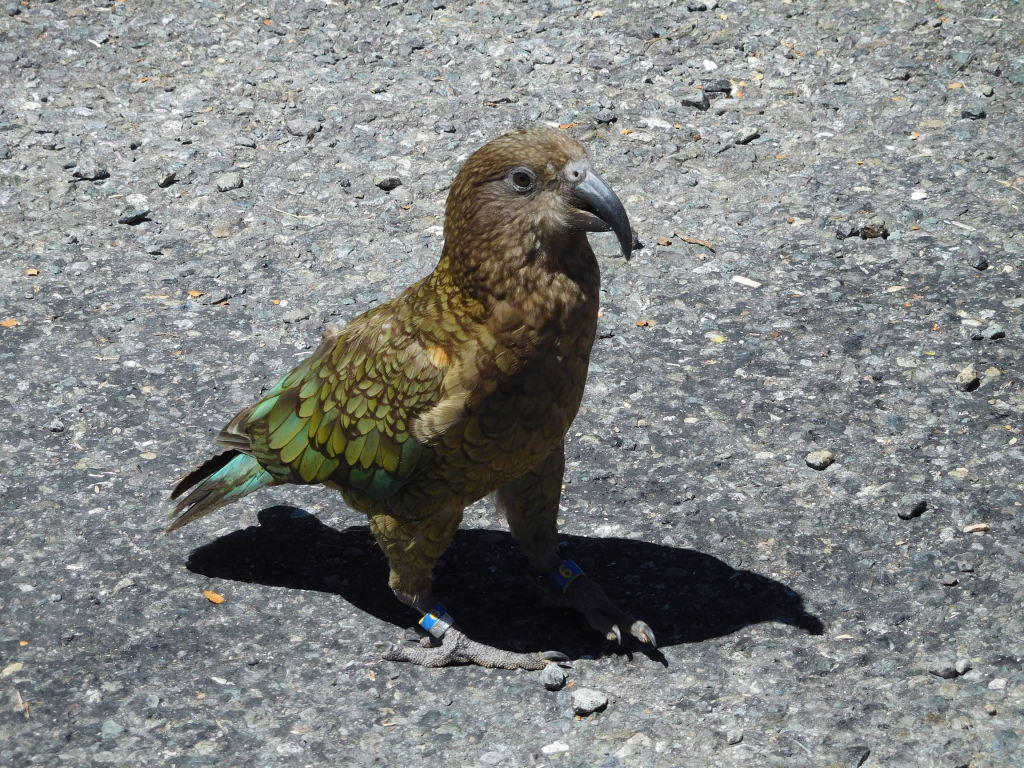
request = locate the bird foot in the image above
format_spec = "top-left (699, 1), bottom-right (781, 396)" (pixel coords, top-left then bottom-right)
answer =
top-left (546, 574), bottom-right (657, 648)
top-left (383, 627), bottom-right (569, 670)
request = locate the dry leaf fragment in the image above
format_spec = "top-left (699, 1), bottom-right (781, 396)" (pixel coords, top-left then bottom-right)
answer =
top-left (962, 523), bottom-right (990, 534)
top-left (187, 290), bottom-right (203, 298)
top-left (655, 236), bottom-right (672, 246)
top-left (1, 318), bottom-right (19, 328)
top-left (635, 319), bottom-right (656, 327)
top-left (203, 590), bottom-right (226, 604)
top-left (26, 268), bottom-right (39, 276)
top-left (558, 122), bottom-right (578, 130)
top-left (620, 128), bottom-right (633, 135)
top-left (948, 82), bottom-right (964, 89)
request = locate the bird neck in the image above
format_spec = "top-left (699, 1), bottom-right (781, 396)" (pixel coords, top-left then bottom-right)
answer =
top-left (435, 233), bottom-right (600, 326)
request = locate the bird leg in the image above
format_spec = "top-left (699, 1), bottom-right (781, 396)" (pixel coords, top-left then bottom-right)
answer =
top-left (370, 510), bottom-right (568, 670)
top-left (496, 446), bottom-right (657, 649)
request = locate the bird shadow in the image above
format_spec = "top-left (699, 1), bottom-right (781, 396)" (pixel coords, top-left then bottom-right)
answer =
top-left (186, 505), bottom-right (823, 662)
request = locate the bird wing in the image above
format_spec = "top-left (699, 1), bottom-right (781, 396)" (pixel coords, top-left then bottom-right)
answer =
top-left (216, 301), bottom-right (444, 501)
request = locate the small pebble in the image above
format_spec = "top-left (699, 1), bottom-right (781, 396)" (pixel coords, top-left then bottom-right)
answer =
top-left (981, 85), bottom-right (994, 97)
top-left (72, 159), bottom-right (109, 181)
top-left (680, 89), bottom-right (710, 111)
top-left (859, 217), bottom-right (889, 239)
top-left (210, 217), bottom-right (235, 238)
top-left (929, 661), bottom-right (959, 679)
top-left (983, 324), bottom-right (1005, 340)
top-left (954, 364), bottom-right (980, 392)
top-left (216, 172), bottom-right (243, 192)
top-left (571, 687), bottom-right (608, 715)
top-left (158, 170), bottom-right (177, 188)
top-left (285, 118), bottom-right (322, 139)
top-left (941, 574), bottom-right (959, 586)
top-left (985, 702), bottom-right (997, 716)
top-left (955, 659), bottom-right (973, 675)
top-left (235, 135), bottom-right (257, 148)
top-left (843, 746), bottom-right (871, 768)
top-left (702, 79), bottom-right (732, 94)
top-left (734, 126), bottom-right (761, 145)
top-left (539, 664), bottom-right (566, 691)
top-left (100, 719), bottom-right (123, 739)
top-left (726, 729), bottom-right (743, 745)
top-left (897, 497), bottom-right (928, 520)
top-left (805, 449), bottom-right (835, 470)
top-left (961, 104), bottom-right (986, 120)
top-left (375, 176), bottom-right (402, 191)
top-left (118, 206), bottom-right (150, 225)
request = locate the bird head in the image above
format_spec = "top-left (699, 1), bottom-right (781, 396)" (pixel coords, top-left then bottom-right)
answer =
top-left (442, 127), bottom-right (633, 282)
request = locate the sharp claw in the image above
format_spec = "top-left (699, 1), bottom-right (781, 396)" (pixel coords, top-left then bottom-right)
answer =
top-left (611, 624), bottom-right (623, 645)
top-left (632, 621), bottom-right (657, 648)
top-left (540, 650), bottom-right (571, 665)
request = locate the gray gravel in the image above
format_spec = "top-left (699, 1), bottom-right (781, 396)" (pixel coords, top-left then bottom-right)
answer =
top-left (1, 1), bottom-right (1023, 767)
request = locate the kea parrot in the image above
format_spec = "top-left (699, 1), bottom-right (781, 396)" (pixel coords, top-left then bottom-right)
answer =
top-left (168, 126), bottom-right (655, 669)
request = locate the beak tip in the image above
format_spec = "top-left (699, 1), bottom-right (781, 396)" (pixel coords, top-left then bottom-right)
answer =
top-left (572, 168), bottom-right (633, 262)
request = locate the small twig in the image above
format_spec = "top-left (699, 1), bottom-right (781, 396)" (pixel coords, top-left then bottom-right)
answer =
top-left (996, 179), bottom-right (1024, 195)
top-left (673, 231), bottom-right (716, 252)
top-left (261, 203), bottom-right (318, 220)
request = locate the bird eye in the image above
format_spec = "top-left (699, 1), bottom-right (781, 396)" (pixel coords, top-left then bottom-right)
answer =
top-left (508, 167), bottom-right (536, 193)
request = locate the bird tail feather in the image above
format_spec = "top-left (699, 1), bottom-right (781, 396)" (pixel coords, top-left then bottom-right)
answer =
top-left (166, 450), bottom-right (275, 533)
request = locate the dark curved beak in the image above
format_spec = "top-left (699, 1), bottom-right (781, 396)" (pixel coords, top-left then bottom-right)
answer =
top-left (571, 170), bottom-right (633, 260)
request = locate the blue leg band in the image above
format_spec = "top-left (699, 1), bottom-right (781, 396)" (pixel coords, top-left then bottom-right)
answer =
top-left (419, 602), bottom-right (454, 638)
top-left (551, 559), bottom-right (585, 593)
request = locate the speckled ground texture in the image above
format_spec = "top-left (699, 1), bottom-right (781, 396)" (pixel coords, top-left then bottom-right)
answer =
top-left (2, 0), bottom-right (1022, 766)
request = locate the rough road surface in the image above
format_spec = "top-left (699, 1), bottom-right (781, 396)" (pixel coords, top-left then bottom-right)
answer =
top-left (2, 1), bottom-right (1022, 766)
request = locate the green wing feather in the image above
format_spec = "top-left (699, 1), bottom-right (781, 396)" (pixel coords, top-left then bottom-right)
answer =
top-left (218, 303), bottom-right (442, 500)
